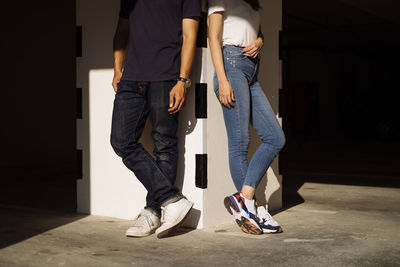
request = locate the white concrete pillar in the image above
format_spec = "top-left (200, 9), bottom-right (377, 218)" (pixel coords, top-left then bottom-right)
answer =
top-left (76, 0), bottom-right (282, 229)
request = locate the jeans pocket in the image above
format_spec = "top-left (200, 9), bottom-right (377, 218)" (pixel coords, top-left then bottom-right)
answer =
top-left (116, 80), bottom-right (127, 94)
top-left (226, 53), bottom-right (246, 61)
top-left (225, 49), bottom-right (247, 60)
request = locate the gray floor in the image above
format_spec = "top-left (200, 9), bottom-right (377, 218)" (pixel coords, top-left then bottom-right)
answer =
top-left (1, 182), bottom-right (399, 267)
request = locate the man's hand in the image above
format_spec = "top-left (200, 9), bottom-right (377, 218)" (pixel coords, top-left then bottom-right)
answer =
top-left (112, 71), bottom-right (123, 93)
top-left (219, 79), bottom-right (235, 109)
top-left (168, 82), bottom-right (187, 114)
top-left (242, 37), bottom-right (263, 58)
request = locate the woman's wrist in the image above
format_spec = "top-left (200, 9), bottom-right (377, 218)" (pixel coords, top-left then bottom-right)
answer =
top-left (218, 77), bottom-right (229, 84)
top-left (256, 37), bottom-right (263, 47)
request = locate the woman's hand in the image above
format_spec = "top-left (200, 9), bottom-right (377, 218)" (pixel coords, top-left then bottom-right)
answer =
top-left (219, 79), bottom-right (235, 108)
top-left (242, 37), bottom-right (263, 58)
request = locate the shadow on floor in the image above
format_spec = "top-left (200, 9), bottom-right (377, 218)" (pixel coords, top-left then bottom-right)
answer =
top-left (0, 206), bottom-right (87, 249)
top-left (282, 173), bottom-right (400, 212)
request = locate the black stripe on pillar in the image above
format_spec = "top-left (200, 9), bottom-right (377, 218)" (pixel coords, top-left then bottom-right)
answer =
top-left (76, 26), bottom-right (82, 57)
top-left (278, 30), bottom-right (283, 60)
top-left (77, 149), bottom-right (83, 179)
top-left (195, 83), bottom-right (207, 118)
top-left (278, 88), bottom-right (284, 118)
top-left (77, 88), bottom-right (82, 119)
top-left (195, 154), bottom-right (207, 189)
top-left (196, 12), bottom-right (208, 48)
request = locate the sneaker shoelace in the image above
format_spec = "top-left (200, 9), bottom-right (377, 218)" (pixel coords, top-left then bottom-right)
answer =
top-left (160, 206), bottom-right (175, 224)
top-left (132, 211), bottom-right (153, 228)
top-left (259, 207), bottom-right (274, 224)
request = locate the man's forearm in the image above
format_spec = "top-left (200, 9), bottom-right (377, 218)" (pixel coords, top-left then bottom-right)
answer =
top-left (113, 18), bottom-right (130, 74)
top-left (113, 35), bottom-right (128, 73)
top-left (179, 19), bottom-right (199, 79)
top-left (113, 50), bottom-right (126, 74)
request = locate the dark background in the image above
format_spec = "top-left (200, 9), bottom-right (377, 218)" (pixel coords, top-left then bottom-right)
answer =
top-left (0, 1), bottom-right (77, 211)
top-left (280, 0), bottom-right (400, 206)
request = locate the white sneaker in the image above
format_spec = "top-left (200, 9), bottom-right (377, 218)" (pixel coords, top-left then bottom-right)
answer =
top-left (257, 205), bottom-right (283, 234)
top-left (126, 208), bottom-right (161, 237)
top-left (155, 198), bottom-right (194, 238)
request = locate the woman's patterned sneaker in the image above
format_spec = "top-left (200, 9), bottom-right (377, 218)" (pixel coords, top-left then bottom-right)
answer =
top-left (224, 192), bottom-right (263, 235)
top-left (256, 205), bottom-right (283, 234)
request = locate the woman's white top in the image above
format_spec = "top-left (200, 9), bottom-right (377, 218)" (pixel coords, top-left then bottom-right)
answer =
top-left (208, 0), bottom-right (261, 47)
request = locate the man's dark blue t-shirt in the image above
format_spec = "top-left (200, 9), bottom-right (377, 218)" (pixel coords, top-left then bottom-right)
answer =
top-left (119, 0), bottom-right (201, 82)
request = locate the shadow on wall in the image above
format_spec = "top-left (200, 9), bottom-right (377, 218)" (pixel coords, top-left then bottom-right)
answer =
top-left (250, 0), bottom-right (284, 211)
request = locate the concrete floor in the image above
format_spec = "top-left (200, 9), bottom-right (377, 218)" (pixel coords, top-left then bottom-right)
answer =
top-left (0, 183), bottom-right (399, 267)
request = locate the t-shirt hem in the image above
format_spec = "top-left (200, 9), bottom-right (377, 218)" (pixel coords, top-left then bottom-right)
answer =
top-left (183, 13), bottom-right (202, 19)
top-left (208, 9), bottom-right (225, 16)
top-left (121, 75), bottom-right (178, 82)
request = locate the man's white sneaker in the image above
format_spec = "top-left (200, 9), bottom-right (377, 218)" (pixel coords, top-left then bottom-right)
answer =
top-left (257, 205), bottom-right (283, 234)
top-left (126, 208), bottom-right (161, 237)
top-left (155, 198), bottom-right (194, 238)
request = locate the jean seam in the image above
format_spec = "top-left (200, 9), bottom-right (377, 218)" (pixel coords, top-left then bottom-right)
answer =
top-left (235, 102), bottom-right (247, 183)
top-left (250, 62), bottom-right (259, 84)
top-left (143, 83), bottom-right (177, 195)
top-left (135, 83), bottom-right (176, 201)
top-left (242, 98), bottom-right (281, 187)
top-left (132, 86), bottom-right (147, 143)
top-left (223, 80), bottom-right (248, 187)
top-left (253, 99), bottom-right (282, 150)
top-left (142, 145), bottom-right (176, 193)
top-left (245, 142), bottom-right (276, 188)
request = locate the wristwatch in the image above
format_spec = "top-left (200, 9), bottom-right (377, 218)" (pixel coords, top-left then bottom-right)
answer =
top-left (177, 76), bottom-right (191, 88)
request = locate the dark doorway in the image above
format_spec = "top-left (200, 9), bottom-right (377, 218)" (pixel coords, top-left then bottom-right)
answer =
top-left (281, 0), bottom-right (400, 206)
top-left (0, 1), bottom-right (77, 211)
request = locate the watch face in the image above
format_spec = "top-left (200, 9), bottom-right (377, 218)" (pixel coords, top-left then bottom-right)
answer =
top-left (179, 77), bottom-right (191, 87)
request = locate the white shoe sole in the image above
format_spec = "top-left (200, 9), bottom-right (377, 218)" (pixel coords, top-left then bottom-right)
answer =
top-left (156, 201), bottom-right (194, 238)
top-left (261, 226), bottom-right (283, 234)
top-left (125, 228), bottom-right (156, 237)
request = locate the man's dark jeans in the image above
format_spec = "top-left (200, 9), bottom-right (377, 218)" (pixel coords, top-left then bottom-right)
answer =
top-left (110, 80), bottom-right (181, 214)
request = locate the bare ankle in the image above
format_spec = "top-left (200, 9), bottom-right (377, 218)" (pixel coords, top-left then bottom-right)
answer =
top-left (241, 185), bottom-right (255, 200)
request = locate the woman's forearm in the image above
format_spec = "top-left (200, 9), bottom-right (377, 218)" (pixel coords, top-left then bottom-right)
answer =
top-left (209, 38), bottom-right (228, 83)
top-left (208, 12), bottom-right (228, 84)
top-left (208, 12), bottom-right (227, 82)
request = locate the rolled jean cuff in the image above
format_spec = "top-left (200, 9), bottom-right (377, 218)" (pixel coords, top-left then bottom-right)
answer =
top-left (161, 194), bottom-right (185, 207)
top-left (242, 183), bottom-right (256, 189)
top-left (144, 206), bottom-right (161, 218)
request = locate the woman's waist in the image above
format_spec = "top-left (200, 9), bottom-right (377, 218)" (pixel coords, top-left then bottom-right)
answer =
top-left (222, 45), bottom-right (259, 62)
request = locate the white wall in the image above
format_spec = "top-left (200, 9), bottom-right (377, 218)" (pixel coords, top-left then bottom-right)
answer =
top-left (76, 0), bottom-right (282, 229)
